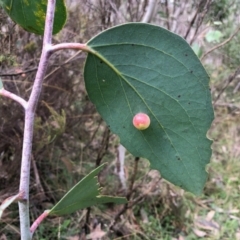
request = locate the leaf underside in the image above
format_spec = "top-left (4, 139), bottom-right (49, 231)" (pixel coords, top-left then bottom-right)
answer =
top-left (0, 0), bottom-right (67, 35)
top-left (84, 23), bottom-right (214, 195)
top-left (49, 164), bottom-right (127, 216)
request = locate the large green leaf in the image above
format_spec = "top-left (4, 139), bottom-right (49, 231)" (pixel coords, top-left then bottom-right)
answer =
top-left (0, 0), bottom-right (66, 35)
top-left (84, 23), bottom-right (214, 195)
top-left (49, 164), bottom-right (127, 216)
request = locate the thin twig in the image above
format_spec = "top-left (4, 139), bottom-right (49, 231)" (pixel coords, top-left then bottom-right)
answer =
top-left (110, 176), bottom-right (161, 232)
top-left (126, 157), bottom-right (139, 200)
top-left (201, 26), bottom-right (240, 60)
top-left (165, 0), bottom-right (170, 30)
top-left (189, 0), bottom-right (212, 45)
top-left (214, 66), bottom-right (240, 104)
top-left (0, 67), bottom-right (38, 77)
top-left (215, 102), bottom-right (240, 110)
top-left (84, 207), bottom-right (91, 234)
top-left (110, 157), bottom-right (140, 230)
top-left (31, 156), bottom-right (45, 194)
top-left (0, 51), bottom-right (83, 78)
top-left (44, 50), bottom-right (82, 80)
top-left (184, 0), bottom-right (203, 40)
top-left (95, 127), bottom-right (110, 166)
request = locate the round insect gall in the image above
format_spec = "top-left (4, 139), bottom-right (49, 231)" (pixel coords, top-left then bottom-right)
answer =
top-left (132, 113), bottom-right (150, 130)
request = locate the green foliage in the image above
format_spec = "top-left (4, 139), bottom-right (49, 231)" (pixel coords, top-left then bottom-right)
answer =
top-left (48, 164), bottom-right (127, 216)
top-left (207, 0), bottom-right (230, 22)
top-left (0, 54), bottom-right (16, 66)
top-left (0, 0), bottom-right (67, 35)
top-left (0, 77), bottom-right (3, 89)
top-left (205, 30), bottom-right (223, 43)
top-left (84, 23), bottom-right (214, 195)
top-left (222, 29), bottom-right (240, 68)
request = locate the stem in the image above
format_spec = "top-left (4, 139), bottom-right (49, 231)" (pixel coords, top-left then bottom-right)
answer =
top-left (0, 88), bottom-right (27, 109)
top-left (49, 43), bottom-right (90, 52)
top-left (30, 210), bottom-right (50, 235)
top-left (18, 0), bottom-right (56, 239)
top-left (110, 157), bottom-right (140, 230)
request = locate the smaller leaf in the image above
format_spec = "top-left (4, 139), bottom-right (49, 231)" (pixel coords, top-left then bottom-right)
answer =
top-left (0, 0), bottom-right (67, 35)
top-left (49, 164), bottom-right (127, 216)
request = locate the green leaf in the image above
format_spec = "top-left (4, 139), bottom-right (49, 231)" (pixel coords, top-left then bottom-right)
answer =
top-left (205, 30), bottom-right (223, 43)
top-left (49, 164), bottom-right (127, 216)
top-left (84, 23), bottom-right (214, 195)
top-left (0, 0), bottom-right (67, 35)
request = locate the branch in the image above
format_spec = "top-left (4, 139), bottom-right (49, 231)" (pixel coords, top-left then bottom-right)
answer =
top-left (126, 157), bottom-right (139, 200)
top-left (141, 0), bottom-right (157, 23)
top-left (18, 0), bottom-right (56, 239)
top-left (0, 88), bottom-right (27, 109)
top-left (201, 25), bottom-right (240, 60)
top-left (189, 0), bottom-right (212, 45)
top-left (164, 0), bottom-right (170, 30)
top-left (184, 0), bottom-right (203, 40)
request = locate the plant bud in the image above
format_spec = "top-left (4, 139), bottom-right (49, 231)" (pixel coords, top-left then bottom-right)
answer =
top-left (132, 113), bottom-right (150, 130)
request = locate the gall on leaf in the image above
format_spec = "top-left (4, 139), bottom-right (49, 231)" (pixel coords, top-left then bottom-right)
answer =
top-left (132, 113), bottom-right (150, 130)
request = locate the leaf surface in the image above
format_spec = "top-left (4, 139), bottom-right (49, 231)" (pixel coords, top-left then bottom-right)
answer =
top-left (84, 23), bottom-right (214, 195)
top-left (0, 0), bottom-right (66, 35)
top-left (49, 164), bottom-right (127, 216)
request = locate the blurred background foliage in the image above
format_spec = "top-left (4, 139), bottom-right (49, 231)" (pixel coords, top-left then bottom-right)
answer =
top-left (0, 0), bottom-right (240, 239)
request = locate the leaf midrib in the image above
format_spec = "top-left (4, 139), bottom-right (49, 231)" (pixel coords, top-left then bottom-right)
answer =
top-left (88, 49), bottom-right (199, 187)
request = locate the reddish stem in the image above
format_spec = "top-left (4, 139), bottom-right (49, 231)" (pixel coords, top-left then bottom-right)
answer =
top-left (49, 43), bottom-right (91, 52)
top-left (30, 211), bottom-right (50, 235)
top-left (0, 89), bottom-right (27, 109)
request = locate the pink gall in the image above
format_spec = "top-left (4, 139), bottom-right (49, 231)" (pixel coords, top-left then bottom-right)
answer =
top-left (132, 113), bottom-right (150, 130)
